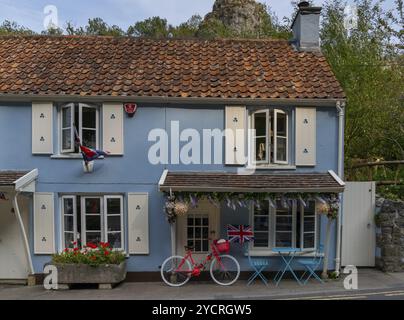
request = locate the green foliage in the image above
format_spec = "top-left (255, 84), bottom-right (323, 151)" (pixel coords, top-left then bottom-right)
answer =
top-left (127, 16), bottom-right (170, 38)
top-left (321, 0), bottom-right (404, 198)
top-left (67, 18), bottom-right (125, 36)
top-left (52, 242), bottom-right (126, 266)
top-left (0, 20), bottom-right (36, 35)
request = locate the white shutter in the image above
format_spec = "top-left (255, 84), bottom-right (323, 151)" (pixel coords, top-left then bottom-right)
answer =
top-left (102, 103), bottom-right (124, 154)
top-left (34, 193), bottom-right (55, 254)
top-left (295, 107), bottom-right (316, 166)
top-left (128, 193), bottom-right (149, 254)
top-left (32, 102), bottom-right (53, 154)
top-left (225, 106), bottom-right (246, 165)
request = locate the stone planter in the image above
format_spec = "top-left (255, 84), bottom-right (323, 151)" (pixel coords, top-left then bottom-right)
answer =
top-left (51, 261), bottom-right (127, 289)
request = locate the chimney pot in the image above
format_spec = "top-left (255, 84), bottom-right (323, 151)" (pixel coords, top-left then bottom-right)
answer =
top-left (298, 1), bottom-right (310, 8)
top-left (291, 2), bottom-right (322, 51)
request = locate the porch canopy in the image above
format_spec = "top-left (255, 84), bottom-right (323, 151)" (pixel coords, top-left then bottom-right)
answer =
top-left (0, 169), bottom-right (38, 192)
top-left (159, 170), bottom-right (345, 193)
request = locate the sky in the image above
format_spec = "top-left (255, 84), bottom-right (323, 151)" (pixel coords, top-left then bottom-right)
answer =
top-left (0, 0), bottom-right (398, 32)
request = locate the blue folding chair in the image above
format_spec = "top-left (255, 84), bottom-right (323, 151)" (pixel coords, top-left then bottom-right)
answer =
top-left (246, 245), bottom-right (271, 286)
top-left (296, 244), bottom-right (324, 284)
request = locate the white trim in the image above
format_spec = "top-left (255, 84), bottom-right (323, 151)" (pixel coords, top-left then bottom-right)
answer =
top-left (79, 103), bottom-right (99, 150)
top-left (328, 170), bottom-right (345, 186)
top-left (81, 196), bottom-right (103, 246)
top-left (61, 195), bottom-right (77, 249)
top-left (104, 195), bottom-right (124, 251)
top-left (60, 103), bottom-right (75, 153)
top-left (14, 169), bottom-right (38, 192)
top-left (159, 185), bottom-right (344, 193)
top-left (274, 109), bottom-right (289, 164)
top-left (251, 109), bottom-right (269, 165)
top-left (158, 169), bottom-right (168, 186)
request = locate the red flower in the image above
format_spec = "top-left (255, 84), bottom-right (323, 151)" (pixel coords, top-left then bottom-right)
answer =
top-left (63, 248), bottom-right (69, 253)
top-left (73, 247), bottom-right (79, 252)
top-left (104, 250), bottom-right (110, 256)
top-left (86, 242), bottom-right (97, 249)
top-left (100, 242), bottom-right (111, 249)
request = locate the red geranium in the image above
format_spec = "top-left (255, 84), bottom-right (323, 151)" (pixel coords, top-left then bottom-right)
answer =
top-left (86, 242), bottom-right (97, 249)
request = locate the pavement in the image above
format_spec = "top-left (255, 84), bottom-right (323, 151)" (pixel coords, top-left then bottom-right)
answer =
top-left (1, 268), bottom-right (404, 300)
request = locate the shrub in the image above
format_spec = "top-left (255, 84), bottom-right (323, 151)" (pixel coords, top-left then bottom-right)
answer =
top-left (52, 242), bottom-right (126, 266)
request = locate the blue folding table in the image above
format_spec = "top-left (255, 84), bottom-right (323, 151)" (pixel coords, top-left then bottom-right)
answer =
top-left (272, 247), bottom-right (302, 286)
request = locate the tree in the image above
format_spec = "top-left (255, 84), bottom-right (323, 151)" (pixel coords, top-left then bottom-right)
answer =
top-left (321, 0), bottom-right (403, 197)
top-left (0, 20), bottom-right (35, 35)
top-left (66, 18), bottom-right (125, 36)
top-left (127, 17), bottom-right (171, 38)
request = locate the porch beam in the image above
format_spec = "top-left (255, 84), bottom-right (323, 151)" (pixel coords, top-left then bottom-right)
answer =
top-left (12, 192), bottom-right (35, 275)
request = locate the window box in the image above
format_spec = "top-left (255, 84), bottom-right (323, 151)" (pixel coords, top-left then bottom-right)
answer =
top-left (48, 261), bottom-right (127, 289)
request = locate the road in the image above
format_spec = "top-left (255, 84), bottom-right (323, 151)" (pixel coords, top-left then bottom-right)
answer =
top-left (264, 287), bottom-right (404, 300)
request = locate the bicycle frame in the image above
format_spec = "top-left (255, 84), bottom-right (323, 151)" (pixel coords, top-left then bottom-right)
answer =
top-left (176, 243), bottom-right (225, 277)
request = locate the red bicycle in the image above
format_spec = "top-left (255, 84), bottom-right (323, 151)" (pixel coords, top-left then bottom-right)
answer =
top-left (160, 239), bottom-right (240, 287)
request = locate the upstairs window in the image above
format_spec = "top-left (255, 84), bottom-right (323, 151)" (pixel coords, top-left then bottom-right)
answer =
top-left (60, 103), bottom-right (99, 154)
top-left (250, 109), bottom-right (289, 165)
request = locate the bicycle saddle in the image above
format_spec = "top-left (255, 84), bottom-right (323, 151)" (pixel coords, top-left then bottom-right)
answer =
top-left (184, 245), bottom-right (194, 251)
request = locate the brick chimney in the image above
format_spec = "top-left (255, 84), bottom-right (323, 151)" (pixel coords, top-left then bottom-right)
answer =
top-left (291, 1), bottom-right (322, 51)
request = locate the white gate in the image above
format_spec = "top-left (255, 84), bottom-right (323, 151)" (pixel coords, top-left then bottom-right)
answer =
top-left (341, 181), bottom-right (376, 267)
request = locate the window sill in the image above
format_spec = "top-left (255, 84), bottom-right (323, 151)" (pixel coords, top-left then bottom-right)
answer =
top-left (51, 154), bottom-right (104, 160)
top-left (245, 165), bottom-right (296, 170)
top-left (245, 250), bottom-right (323, 257)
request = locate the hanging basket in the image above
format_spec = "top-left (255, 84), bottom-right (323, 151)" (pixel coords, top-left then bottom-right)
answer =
top-left (174, 201), bottom-right (189, 216)
top-left (316, 201), bottom-right (330, 215)
top-left (82, 161), bottom-right (94, 173)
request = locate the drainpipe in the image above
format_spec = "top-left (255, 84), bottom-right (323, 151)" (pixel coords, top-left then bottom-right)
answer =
top-left (335, 100), bottom-right (345, 275)
top-left (13, 192), bottom-right (34, 275)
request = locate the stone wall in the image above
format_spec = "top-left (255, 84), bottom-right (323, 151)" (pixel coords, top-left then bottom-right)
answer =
top-left (202, 0), bottom-right (268, 35)
top-left (375, 197), bottom-right (404, 272)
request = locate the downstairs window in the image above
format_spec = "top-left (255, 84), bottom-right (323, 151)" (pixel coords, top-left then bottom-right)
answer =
top-left (251, 200), bottom-right (318, 251)
top-left (61, 195), bottom-right (124, 250)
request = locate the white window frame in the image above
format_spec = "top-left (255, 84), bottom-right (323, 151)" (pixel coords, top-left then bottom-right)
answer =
top-left (251, 202), bottom-right (272, 249)
top-left (61, 195), bottom-right (77, 248)
top-left (249, 108), bottom-right (289, 166)
top-left (251, 109), bottom-right (270, 165)
top-left (81, 196), bottom-right (104, 247)
top-left (273, 201), bottom-right (296, 248)
top-left (61, 195), bottom-right (124, 251)
top-left (59, 103), bottom-right (99, 154)
top-left (299, 201), bottom-right (317, 251)
top-left (274, 109), bottom-right (289, 164)
top-left (104, 195), bottom-right (124, 251)
top-left (60, 103), bottom-right (75, 153)
top-left (250, 200), bottom-right (317, 251)
top-left (79, 103), bottom-right (99, 150)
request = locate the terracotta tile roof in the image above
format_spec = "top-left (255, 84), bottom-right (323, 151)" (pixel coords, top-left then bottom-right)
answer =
top-left (0, 170), bottom-right (29, 185)
top-left (159, 171), bottom-right (344, 193)
top-left (0, 36), bottom-right (345, 100)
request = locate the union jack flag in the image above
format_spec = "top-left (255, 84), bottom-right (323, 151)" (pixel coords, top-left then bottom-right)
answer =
top-left (227, 225), bottom-right (254, 245)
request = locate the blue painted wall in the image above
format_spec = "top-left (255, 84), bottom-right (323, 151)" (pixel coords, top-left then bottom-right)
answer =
top-left (0, 102), bottom-right (339, 273)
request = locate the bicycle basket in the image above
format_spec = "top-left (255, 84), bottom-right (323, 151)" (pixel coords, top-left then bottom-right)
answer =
top-left (214, 239), bottom-right (230, 253)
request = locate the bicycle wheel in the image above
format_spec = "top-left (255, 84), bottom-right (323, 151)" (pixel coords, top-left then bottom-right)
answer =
top-left (210, 254), bottom-right (240, 286)
top-left (161, 255), bottom-right (192, 287)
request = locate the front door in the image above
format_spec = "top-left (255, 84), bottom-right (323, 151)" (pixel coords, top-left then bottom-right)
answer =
top-left (177, 199), bottom-right (220, 261)
top-left (0, 195), bottom-right (30, 280)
